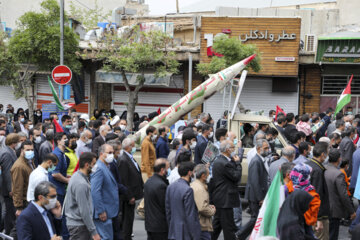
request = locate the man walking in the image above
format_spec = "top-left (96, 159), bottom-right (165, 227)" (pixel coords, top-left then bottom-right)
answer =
top-left (65, 152), bottom-right (100, 240)
top-left (91, 144), bottom-right (119, 240)
top-left (194, 124), bottom-right (211, 165)
top-left (156, 126), bottom-right (170, 159)
top-left (210, 140), bottom-right (242, 240)
top-left (268, 146), bottom-right (295, 182)
top-left (144, 158), bottom-right (170, 240)
top-left (165, 161), bottom-right (201, 240)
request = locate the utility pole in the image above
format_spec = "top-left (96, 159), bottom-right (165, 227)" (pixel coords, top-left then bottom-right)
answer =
top-left (176, 0), bottom-right (179, 13)
top-left (60, 0), bottom-right (64, 101)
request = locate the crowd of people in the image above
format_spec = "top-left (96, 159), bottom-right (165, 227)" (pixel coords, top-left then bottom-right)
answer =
top-left (1, 103), bottom-right (360, 240)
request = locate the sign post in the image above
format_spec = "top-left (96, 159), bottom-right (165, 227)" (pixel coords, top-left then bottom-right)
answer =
top-left (52, 65), bottom-right (72, 85)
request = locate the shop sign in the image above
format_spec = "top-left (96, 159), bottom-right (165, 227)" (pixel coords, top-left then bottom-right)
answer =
top-left (316, 39), bottom-right (360, 63)
top-left (275, 57), bottom-right (296, 62)
top-left (240, 30), bottom-right (296, 43)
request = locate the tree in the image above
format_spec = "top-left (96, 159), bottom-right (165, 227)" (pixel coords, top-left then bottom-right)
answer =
top-left (197, 34), bottom-right (261, 76)
top-left (99, 28), bottom-right (180, 130)
top-left (0, 0), bottom-right (81, 121)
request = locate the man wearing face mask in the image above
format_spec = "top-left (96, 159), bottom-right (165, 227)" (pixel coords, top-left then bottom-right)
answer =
top-left (0, 133), bottom-right (20, 236)
top-left (118, 119), bottom-right (130, 136)
top-left (65, 133), bottom-right (79, 177)
top-left (141, 126), bottom-right (157, 182)
top-left (210, 140), bottom-right (242, 240)
top-left (10, 140), bottom-right (35, 218)
top-left (194, 124), bottom-right (212, 165)
top-left (65, 152), bottom-right (101, 240)
top-left (27, 153), bottom-right (58, 202)
top-left (0, 128), bottom-right (6, 149)
top-left (76, 130), bottom-right (93, 159)
top-left (175, 129), bottom-right (197, 165)
top-left (144, 158), bottom-right (170, 240)
top-left (61, 115), bottom-right (72, 135)
top-left (29, 127), bottom-right (43, 167)
top-left (16, 132), bottom-right (27, 158)
top-left (306, 142), bottom-right (331, 240)
top-left (91, 144), bottom-right (119, 240)
top-left (39, 129), bottom-right (55, 163)
top-left (237, 139), bottom-right (270, 240)
top-left (156, 126), bottom-right (170, 159)
top-left (118, 138), bottom-right (144, 240)
top-left (268, 146), bottom-right (295, 182)
top-left (17, 181), bottom-right (62, 240)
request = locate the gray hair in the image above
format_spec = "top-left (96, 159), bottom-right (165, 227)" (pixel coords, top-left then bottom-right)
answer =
top-left (255, 133), bottom-right (265, 141)
top-left (200, 112), bottom-right (209, 121)
top-left (122, 138), bottom-right (134, 149)
top-left (34, 181), bottom-right (56, 201)
top-left (194, 164), bottom-right (208, 179)
top-left (256, 139), bottom-right (269, 149)
top-left (282, 146), bottom-right (295, 158)
top-left (18, 132), bottom-right (27, 138)
top-left (99, 144), bottom-right (112, 155)
top-left (99, 124), bottom-right (109, 133)
top-left (219, 140), bottom-right (233, 153)
top-left (107, 139), bottom-right (121, 150)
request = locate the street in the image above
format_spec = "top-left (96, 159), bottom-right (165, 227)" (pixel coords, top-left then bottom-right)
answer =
top-left (132, 210), bottom-right (352, 240)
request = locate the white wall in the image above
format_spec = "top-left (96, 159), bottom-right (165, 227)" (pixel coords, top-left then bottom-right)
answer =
top-left (337, 0), bottom-right (360, 27)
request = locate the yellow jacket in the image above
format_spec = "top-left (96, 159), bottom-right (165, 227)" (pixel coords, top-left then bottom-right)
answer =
top-left (140, 136), bottom-right (156, 177)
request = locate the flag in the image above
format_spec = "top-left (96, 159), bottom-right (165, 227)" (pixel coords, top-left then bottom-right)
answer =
top-left (275, 105), bottom-right (286, 121)
top-left (48, 76), bottom-right (64, 111)
top-left (53, 118), bottom-right (64, 133)
top-left (334, 75), bottom-right (353, 116)
top-left (157, 107), bottom-right (161, 115)
top-left (249, 171), bottom-right (285, 239)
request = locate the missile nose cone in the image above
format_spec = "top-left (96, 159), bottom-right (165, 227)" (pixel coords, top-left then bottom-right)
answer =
top-left (243, 54), bottom-right (257, 66)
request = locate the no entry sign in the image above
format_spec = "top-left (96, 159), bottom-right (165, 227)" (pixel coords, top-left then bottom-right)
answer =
top-left (52, 65), bottom-right (72, 85)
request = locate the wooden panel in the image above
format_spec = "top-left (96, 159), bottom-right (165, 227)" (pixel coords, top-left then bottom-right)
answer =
top-left (200, 17), bottom-right (301, 76)
top-left (299, 65), bottom-right (321, 114)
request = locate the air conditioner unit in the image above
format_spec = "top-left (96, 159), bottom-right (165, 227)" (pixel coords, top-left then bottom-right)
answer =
top-left (305, 34), bottom-right (316, 52)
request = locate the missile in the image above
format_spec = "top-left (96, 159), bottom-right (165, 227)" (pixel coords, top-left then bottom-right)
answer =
top-left (135, 54), bottom-right (257, 141)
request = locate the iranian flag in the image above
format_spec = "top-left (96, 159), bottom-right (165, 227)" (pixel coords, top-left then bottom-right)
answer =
top-left (48, 76), bottom-right (75, 111)
top-left (249, 171), bottom-right (285, 240)
top-left (334, 75), bottom-right (353, 116)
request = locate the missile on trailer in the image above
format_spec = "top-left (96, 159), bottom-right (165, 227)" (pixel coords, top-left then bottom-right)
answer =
top-left (135, 54), bottom-right (257, 141)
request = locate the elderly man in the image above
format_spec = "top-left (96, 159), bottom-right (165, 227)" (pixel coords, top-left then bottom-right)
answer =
top-left (92, 125), bottom-right (110, 157)
top-left (118, 138), bottom-right (144, 240)
top-left (197, 113), bottom-right (209, 128)
top-left (76, 130), bottom-right (93, 159)
top-left (191, 164), bottom-right (216, 240)
top-left (211, 140), bottom-right (242, 240)
top-left (91, 144), bottom-right (119, 240)
top-left (268, 146), bottom-right (296, 182)
top-left (237, 139), bottom-right (270, 240)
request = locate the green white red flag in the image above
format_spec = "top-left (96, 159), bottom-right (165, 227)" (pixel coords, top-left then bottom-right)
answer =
top-left (334, 75), bottom-right (353, 116)
top-left (48, 76), bottom-right (75, 111)
top-left (249, 171), bottom-right (285, 239)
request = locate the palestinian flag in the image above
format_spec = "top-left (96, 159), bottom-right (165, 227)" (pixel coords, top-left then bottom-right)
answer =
top-left (335, 75), bottom-right (353, 116)
top-left (249, 171), bottom-right (285, 240)
top-left (48, 76), bottom-right (75, 111)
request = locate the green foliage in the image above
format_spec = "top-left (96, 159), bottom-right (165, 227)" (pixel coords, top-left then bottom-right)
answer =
top-left (197, 34), bottom-right (261, 76)
top-left (8, 0), bottom-right (81, 73)
top-left (69, 0), bottom-right (111, 30)
top-left (101, 28), bottom-right (180, 79)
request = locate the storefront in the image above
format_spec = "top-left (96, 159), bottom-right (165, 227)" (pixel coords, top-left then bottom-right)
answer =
top-left (200, 17), bottom-right (301, 121)
top-left (316, 33), bottom-right (360, 114)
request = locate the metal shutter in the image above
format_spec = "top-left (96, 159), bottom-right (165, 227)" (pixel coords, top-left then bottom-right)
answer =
top-left (112, 75), bottom-right (184, 117)
top-left (35, 73), bottom-right (90, 113)
top-left (0, 86), bottom-right (28, 111)
top-left (204, 77), bottom-right (299, 122)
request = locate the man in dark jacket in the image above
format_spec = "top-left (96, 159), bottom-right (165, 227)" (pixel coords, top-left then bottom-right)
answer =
top-left (156, 126), bottom-right (170, 159)
top-left (165, 161), bottom-right (201, 240)
top-left (194, 124), bottom-right (211, 165)
top-left (92, 125), bottom-right (109, 157)
top-left (144, 159), bottom-right (170, 240)
top-left (237, 139), bottom-right (270, 240)
top-left (118, 138), bottom-right (144, 240)
top-left (339, 126), bottom-right (356, 176)
top-left (0, 133), bottom-right (20, 236)
top-left (306, 142), bottom-right (330, 240)
top-left (210, 140), bottom-right (242, 240)
top-left (325, 148), bottom-right (356, 240)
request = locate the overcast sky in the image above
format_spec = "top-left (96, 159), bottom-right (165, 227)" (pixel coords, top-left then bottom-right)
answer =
top-left (145, 0), bottom-right (199, 15)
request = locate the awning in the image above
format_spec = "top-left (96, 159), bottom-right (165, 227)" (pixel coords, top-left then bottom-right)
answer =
top-left (95, 70), bottom-right (172, 86)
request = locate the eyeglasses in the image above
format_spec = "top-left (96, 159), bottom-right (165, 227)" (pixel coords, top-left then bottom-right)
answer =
top-left (106, 152), bottom-right (114, 154)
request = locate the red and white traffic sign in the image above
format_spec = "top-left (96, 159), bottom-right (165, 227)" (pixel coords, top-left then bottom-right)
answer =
top-left (52, 65), bottom-right (72, 85)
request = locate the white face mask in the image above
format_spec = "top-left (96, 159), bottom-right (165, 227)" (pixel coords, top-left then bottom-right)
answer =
top-left (44, 197), bottom-right (57, 210)
top-left (0, 135), bottom-right (5, 143)
top-left (15, 142), bottom-right (22, 150)
top-left (105, 153), bottom-right (114, 163)
top-left (86, 138), bottom-right (92, 145)
top-left (34, 136), bottom-right (42, 144)
top-left (29, 125), bottom-right (33, 129)
top-left (119, 125), bottom-right (126, 131)
top-left (190, 141), bottom-right (197, 150)
top-left (209, 132), bottom-right (213, 138)
top-left (152, 134), bottom-right (158, 141)
top-left (91, 164), bottom-right (98, 173)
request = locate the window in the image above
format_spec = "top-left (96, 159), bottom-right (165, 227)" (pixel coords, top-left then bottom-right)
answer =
top-left (321, 75), bottom-right (360, 95)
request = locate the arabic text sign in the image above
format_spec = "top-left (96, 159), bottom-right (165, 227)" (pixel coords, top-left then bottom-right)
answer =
top-left (240, 30), bottom-right (296, 43)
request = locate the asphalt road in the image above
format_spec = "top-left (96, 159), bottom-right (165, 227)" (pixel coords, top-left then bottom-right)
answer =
top-left (132, 210), bottom-right (352, 240)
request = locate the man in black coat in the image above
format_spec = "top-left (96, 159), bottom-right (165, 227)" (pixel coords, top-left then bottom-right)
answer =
top-left (92, 125), bottom-right (109, 157)
top-left (237, 139), bottom-right (270, 240)
top-left (306, 142), bottom-right (330, 240)
top-left (339, 126), bottom-right (356, 176)
top-left (144, 159), bottom-right (170, 240)
top-left (118, 138), bottom-right (144, 240)
top-left (210, 140), bottom-right (242, 240)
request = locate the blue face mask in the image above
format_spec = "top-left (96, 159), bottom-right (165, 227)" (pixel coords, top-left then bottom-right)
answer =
top-left (166, 132), bottom-right (170, 139)
top-left (234, 139), bottom-right (238, 146)
top-left (167, 168), bottom-right (171, 177)
top-left (24, 150), bottom-right (34, 160)
top-left (131, 147), bottom-right (137, 155)
top-left (65, 125), bottom-right (72, 129)
top-left (48, 164), bottom-right (56, 172)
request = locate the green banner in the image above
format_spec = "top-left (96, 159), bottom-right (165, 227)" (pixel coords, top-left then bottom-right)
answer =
top-left (316, 39), bottom-right (360, 63)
